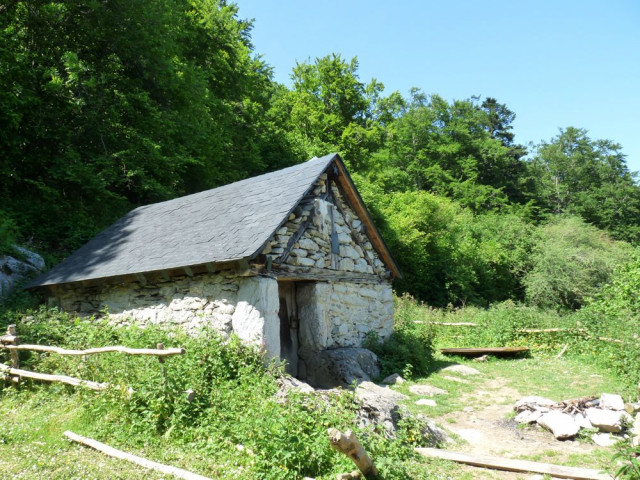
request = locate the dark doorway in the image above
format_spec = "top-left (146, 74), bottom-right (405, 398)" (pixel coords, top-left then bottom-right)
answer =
top-left (278, 281), bottom-right (299, 376)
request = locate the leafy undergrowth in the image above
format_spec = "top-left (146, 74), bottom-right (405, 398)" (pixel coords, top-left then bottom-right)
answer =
top-left (0, 307), bottom-right (441, 479)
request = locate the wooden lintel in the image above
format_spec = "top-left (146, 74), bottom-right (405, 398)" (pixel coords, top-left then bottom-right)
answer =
top-left (135, 273), bottom-right (147, 286)
top-left (184, 266), bottom-right (193, 277)
top-left (271, 266), bottom-right (385, 284)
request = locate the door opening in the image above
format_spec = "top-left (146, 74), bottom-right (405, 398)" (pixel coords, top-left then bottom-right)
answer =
top-left (278, 281), bottom-right (299, 376)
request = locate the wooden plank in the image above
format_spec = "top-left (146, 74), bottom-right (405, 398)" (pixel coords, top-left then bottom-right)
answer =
top-left (2, 344), bottom-right (185, 357)
top-left (430, 322), bottom-right (478, 327)
top-left (64, 431), bottom-right (213, 480)
top-left (415, 448), bottom-right (612, 480)
top-left (275, 208), bottom-right (317, 265)
top-left (332, 158), bottom-right (401, 279)
top-left (440, 347), bottom-right (529, 357)
top-left (0, 364), bottom-right (108, 391)
top-left (520, 328), bottom-right (568, 333)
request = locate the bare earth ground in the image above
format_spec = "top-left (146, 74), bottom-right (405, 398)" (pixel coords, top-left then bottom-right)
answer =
top-left (425, 367), bottom-right (611, 480)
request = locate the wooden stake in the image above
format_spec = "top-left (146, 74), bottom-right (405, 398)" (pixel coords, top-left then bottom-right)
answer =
top-left (157, 343), bottom-right (165, 363)
top-left (64, 431), bottom-right (213, 480)
top-left (555, 343), bottom-right (569, 359)
top-left (415, 448), bottom-right (611, 480)
top-left (6, 324), bottom-right (20, 384)
top-left (328, 428), bottom-right (378, 479)
top-left (0, 364), bottom-right (108, 391)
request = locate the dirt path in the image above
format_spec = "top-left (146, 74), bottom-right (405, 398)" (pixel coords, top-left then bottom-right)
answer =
top-left (428, 366), bottom-right (608, 479)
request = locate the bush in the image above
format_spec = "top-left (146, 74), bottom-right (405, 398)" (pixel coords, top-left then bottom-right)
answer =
top-left (365, 294), bottom-right (435, 379)
top-left (430, 301), bottom-right (575, 353)
top-left (573, 254), bottom-right (640, 391)
top-left (0, 307), bottom-right (426, 479)
top-left (523, 216), bottom-right (631, 310)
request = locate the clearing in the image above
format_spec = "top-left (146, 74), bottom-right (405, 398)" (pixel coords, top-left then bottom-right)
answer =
top-left (399, 354), bottom-right (627, 479)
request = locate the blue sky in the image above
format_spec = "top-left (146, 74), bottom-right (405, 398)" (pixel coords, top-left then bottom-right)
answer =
top-left (235, 0), bottom-right (640, 172)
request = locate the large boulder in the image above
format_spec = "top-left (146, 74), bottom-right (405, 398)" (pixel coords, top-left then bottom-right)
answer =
top-left (355, 381), bottom-right (407, 434)
top-left (303, 347), bottom-right (380, 388)
top-left (538, 411), bottom-right (580, 439)
top-left (586, 408), bottom-right (631, 433)
top-left (355, 381), bottom-right (447, 446)
top-left (0, 246), bottom-right (45, 298)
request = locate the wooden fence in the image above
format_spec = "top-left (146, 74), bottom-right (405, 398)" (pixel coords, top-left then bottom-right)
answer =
top-left (0, 324), bottom-right (184, 389)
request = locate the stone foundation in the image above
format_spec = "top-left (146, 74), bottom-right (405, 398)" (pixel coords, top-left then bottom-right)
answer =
top-left (46, 273), bottom-right (392, 366)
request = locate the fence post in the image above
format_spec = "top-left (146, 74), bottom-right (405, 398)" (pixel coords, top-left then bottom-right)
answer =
top-left (6, 324), bottom-right (20, 385)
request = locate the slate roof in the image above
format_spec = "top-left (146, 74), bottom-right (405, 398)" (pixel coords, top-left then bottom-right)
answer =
top-left (29, 154), bottom-right (340, 287)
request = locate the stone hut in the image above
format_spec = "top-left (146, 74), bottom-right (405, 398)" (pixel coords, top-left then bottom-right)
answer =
top-left (27, 154), bottom-right (400, 384)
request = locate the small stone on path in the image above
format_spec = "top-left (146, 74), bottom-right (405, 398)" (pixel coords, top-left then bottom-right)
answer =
top-left (441, 364), bottom-right (481, 376)
top-left (441, 375), bottom-right (470, 384)
top-left (452, 428), bottom-right (486, 444)
top-left (586, 408), bottom-right (629, 433)
top-left (382, 373), bottom-right (406, 385)
top-left (462, 406), bottom-right (474, 413)
top-left (515, 409), bottom-right (543, 424)
top-left (573, 412), bottom-right (593, 429)
top-left (409, 384), bottom-right (448, 396)
top-left (600, 393), bottom-right (625, 411)
top-left (415, 399), bottom-right (437, 407)
top-left (592, 433), bottom-right (619, 447)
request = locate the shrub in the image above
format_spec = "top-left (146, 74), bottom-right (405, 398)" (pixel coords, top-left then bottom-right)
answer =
top-left (523, 216), bottom-right (631, 310)
top-left (1, 307), bottom-right (425, 479)
top-left (365, 294), bottom-right (435, 379)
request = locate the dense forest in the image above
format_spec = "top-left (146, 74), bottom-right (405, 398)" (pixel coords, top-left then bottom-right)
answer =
top-left (2, 1), bottom-right (639, 311)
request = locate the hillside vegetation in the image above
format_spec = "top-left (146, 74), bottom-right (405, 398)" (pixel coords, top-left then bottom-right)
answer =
top-left (2, 1), bottom-right (639, 312)
top-left (2, 3), bottom-right (640, 477)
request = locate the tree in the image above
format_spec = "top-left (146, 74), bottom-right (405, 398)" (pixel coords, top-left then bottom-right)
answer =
top-left (0, 0), bottom-right (290, 252)
top-left (528, 128), bottom-right (640, 242)
top-left (382, 92), bottom-right (528, 211)
top-left (271, 54), bottom-right (384, 169)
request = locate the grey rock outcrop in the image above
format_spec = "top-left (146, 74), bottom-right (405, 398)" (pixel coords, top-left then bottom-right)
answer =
top-left (355, 381), bottom-right (447, 446)
top-left (0, 246), bottom-right (45, 298)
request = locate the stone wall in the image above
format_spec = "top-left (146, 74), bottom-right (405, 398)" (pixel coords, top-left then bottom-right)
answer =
top-left (47, 272), bottom-right (281, 360)
top-left (261, 174), bottom-right (389, 277)
top-left (297, 281), bottom-right (393, 354)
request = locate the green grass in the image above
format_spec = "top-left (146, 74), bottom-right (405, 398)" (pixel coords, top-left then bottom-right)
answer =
top-left (1, 295), bottom-right (637, 479)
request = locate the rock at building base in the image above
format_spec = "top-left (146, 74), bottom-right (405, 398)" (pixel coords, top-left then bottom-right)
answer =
top-left (303, 347), bottom-right (380, 389)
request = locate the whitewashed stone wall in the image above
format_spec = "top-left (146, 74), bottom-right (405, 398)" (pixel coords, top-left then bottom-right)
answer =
top-left (47, 273), bottom-right (281, 360)
top-left (261, 174), bottom-right (389, 277)
top-left (297, 281), bottom-right (393, 354)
